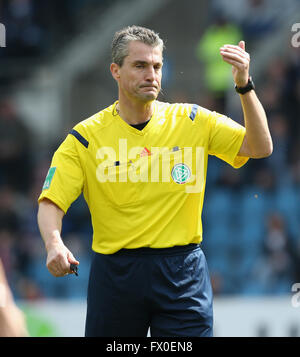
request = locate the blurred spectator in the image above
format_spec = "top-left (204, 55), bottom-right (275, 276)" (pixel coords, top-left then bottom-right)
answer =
top-left (267, 112), bottom-right (290, 179)
top-left (260, 213), bottom-right (295, 294)
top-left (0, 185), bottom-right (20, 234)
top-left (282, 48), bottom-right (300, 161)
top-left (2, 0), bottom-right (44, 58)
top-left (0, 184), bottom-right (44, 300)
top-left (0, 97), bottom-right (32, 193)
top-left (216, 164), bottom-right (243, 190)
top-left (237, 0), bottom-right (280, 45)
top-left (15, 277), bottom-right (43, 301)
top-left (210, 272), bottom-right (224, 296)
top-left (195, 14), bottom-right (242, 113)
top-left (211, 0), bottom-right (287, 48)
top-left (251, 165), bottom-right (276, 193)
top-left (0, 0), bottom-right (120, 87)
top-left (258, 81), bottom-right (283, 117)
top-left (0, 186), bottom-right (20, 280)
top-left (291, 159), bottom-right (300, 186)
top-left (265, 57), bottom-right (287, 90)
top-left (291, 232), bottom-right (300, 285)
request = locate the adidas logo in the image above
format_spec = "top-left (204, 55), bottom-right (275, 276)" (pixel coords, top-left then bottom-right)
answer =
top-left (140, 147), bottom-right (151, 157)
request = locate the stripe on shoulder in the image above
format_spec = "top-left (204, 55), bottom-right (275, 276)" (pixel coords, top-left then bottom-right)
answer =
top-left (189, 104), bottom-right (200, 121)
top-left (69, 129), bottom-right (89, 148)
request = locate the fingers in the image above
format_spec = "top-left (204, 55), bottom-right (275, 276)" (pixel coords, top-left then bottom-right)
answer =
top-left (220, 43), bottom-right (250, 75)
top-left (67, 251), bottom-right (79, 266)
top-left (220, 45), bottom-right (250, 63)
top-left (221, 56), bottom-right (245, 69)
top-left (220, 53), bottom-right (249, 71)
top-left (221, 43), bottom-right (247, 53)
top-left (238, 40), bottom-right (245, 50)
top-left (219, 42), bottom-right (250, 86)
top-left (46, 246), bottom-right (79, 277)
top-left (47, 254), bottom-right (68, 277)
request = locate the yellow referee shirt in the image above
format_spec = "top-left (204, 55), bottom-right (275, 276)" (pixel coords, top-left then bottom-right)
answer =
top-left (38, 101), bottom-right (248, 254)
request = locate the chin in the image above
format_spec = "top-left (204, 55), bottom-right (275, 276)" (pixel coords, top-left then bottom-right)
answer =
top-left (139, 92), bottom-right (158, 102)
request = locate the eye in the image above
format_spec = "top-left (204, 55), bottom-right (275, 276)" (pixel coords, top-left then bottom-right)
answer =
top-left (154, 64), bottom-right (162, 71)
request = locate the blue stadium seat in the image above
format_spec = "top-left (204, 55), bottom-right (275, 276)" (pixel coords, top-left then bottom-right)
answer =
top-left (204, 223), bottom-right (232, 253)
top-left (204, 188), bottom-right (234, 228)
top-left (28, 256), bottom-right (90, 299)
top-left (28, 258), bottom-right (59, 297)
top-left (240, 187), bottom-right (271, 221)
top-left (273, 186), bottom-right (300, 239)
top-left (240, 278), bottom-right (267, 296)
top-left (206, 157), bottom-right (223, 186)
top-left (206, 251), bottom-right (229, 278)
top-left (61, 257), bottom-right (90, 299)
top-left (238, 187), bottom-right (271, 247)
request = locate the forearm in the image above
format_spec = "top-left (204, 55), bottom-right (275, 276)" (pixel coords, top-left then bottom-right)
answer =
top-left (37, 198), bottom-right (65, 251)
top-left (37, 199), bottom-right (79, 277)
top-left (239, 90), bottom-right (273, 158)
top-left (0, 305), bottom-right (29, 337)
top-left (0, 259), bottom-right (29, 337)
top-left (219, 42), bottom-right (273, 158)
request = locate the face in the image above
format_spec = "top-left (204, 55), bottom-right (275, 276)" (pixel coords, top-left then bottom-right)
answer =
top-left (111, 41), bottom-right (163, 103)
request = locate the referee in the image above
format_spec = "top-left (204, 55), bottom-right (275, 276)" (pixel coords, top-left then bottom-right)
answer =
top-left (37, 25), bottom-right (272, 337)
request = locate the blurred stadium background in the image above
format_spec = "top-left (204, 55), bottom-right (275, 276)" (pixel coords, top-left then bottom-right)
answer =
top-left (0, 0), bottom-right (299, 337)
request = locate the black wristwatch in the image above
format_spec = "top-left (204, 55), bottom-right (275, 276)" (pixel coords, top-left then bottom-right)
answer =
top-left (235, 77), bottom-right (255, 94)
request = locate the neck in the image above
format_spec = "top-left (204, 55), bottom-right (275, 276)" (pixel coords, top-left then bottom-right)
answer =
top-left (116, 95), bottom-right (154, 125)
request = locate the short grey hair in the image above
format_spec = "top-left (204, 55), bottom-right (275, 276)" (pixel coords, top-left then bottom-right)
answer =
top-left (111, 25), bottom-right (164, 66)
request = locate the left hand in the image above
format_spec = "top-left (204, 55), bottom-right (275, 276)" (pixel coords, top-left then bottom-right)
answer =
top-left (220, 41), bottom-right (250, 87)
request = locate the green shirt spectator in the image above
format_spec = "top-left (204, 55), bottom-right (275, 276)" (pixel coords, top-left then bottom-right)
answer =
top-left (196, 17), bottom-right (242, 95)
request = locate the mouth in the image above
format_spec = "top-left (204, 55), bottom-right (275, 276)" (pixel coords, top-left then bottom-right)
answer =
top-left (140, 84), bottom-right (158, 90)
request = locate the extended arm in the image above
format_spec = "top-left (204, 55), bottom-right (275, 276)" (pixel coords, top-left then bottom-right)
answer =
top-left (0, 259), bottom-right (29, 336)
top-left (220, 41), bottom-right (273, 158)
top-left (37, 198), bottom-right (79, 277)
top-left (238, 90), bottom-right (272, 158)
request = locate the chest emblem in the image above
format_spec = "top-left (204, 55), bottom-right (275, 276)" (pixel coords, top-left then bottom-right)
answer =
top-left (171, 163), bottom-right (191, 184)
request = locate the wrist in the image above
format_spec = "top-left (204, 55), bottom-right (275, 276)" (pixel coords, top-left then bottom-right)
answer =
top-left (45, 230), bottom-right (64, 252)
top-left (235, 76), bottom-right (255, 94)
top-left (235, 79), bottom-right (248, 87)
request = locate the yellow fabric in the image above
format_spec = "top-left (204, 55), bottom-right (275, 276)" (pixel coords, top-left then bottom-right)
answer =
top-left (38, 101), bottom-right (248, 254)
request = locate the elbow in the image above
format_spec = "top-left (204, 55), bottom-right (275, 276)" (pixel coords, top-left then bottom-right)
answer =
top-left (263, 138), bottom-right (273, 158)
top-left (253, 140), bottom-right (273, 158)
top-left (265, 141), bottom-right (273, 157)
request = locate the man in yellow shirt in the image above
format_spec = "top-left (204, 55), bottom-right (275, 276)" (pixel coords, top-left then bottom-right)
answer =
top-left (37, 25), bottom-right (272, 337)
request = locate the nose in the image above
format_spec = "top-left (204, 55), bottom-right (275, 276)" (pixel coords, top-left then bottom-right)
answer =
top-left (145, 66), bottom-right (156, 82)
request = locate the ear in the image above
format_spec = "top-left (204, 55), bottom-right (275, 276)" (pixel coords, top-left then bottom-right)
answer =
top-left (110, 63), bottom-right (120, 81)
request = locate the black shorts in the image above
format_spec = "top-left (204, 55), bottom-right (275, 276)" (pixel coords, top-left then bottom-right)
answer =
top-left (85, 244), bottom-right (213, 337)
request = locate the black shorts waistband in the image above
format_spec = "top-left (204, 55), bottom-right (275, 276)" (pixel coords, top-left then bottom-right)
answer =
top-left (112, 243), bottom-right (201, 256)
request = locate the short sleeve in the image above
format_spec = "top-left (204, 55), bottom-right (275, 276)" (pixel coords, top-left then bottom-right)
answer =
top-left (208, 111), bottom-right (249, 168)
top-left (38, 134), bottom-right (84, 214)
